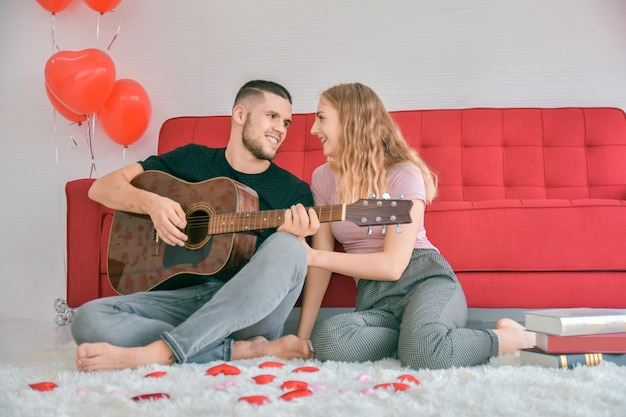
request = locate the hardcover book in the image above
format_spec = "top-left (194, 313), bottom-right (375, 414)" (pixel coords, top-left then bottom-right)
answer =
top-left (520, 348), bottom-right (626, 369)
top-left (524, 308), bottom-right (626, 336)
top-left (535, 332), bottom-right (626, 354)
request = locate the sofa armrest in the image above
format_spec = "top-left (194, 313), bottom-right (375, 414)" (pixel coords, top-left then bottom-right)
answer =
top-left (65, 178), bottom-right (114, 308)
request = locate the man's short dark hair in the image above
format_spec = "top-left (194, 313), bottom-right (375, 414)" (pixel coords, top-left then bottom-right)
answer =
top-left (234, 80), bottom-right (292, 106)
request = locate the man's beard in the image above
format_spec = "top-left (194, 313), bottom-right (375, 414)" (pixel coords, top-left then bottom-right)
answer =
top-left (242, 117), bottom-right (277, 161)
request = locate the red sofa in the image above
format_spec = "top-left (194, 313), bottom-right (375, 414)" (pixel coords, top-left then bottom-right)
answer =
top-left (65, 107), bottom-right (626, 310)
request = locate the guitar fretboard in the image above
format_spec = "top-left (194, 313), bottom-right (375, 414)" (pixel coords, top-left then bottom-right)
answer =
top-left (206, 204), bottom-right (346, 234)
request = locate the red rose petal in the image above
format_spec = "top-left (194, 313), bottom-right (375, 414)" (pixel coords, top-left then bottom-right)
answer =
top-left (292, 366), bottom-right (319, 373)
top-left (280, 388), bottom-right (313, 401)
top-left (144, 371), bottom-right (167, 378)
top-left (28, 382), bottom-right (58, 392)
top-left (397, 374), bottom-right (421, 385)
top-left (280, 380), bottom-right (309, 391)
top-left (374, 382), bottom-right (410, 392)
top-left (131, 392), bottom-right (170, 402)
top-left (258, 361), bottom-right (285, 369)
top-left (252, 374), bottom-right (276, 385)
top-left (238, 395), bottom-right (271, 405)
top-left (206, 363), bottom-right (241, 376)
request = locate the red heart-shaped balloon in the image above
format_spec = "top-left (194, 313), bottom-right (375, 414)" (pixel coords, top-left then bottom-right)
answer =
top-left (45, 83), bottom-right (87, 124)
top-left (45, 48), bottom-right (116, 116)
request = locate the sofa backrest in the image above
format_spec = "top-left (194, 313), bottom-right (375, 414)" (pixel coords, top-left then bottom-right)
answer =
top-left (158, 107), bottom-right (626, 201)
top-left (158, 114), bottom-right (326, 186)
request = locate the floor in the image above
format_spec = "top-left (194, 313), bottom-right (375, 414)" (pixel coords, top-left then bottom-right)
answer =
top-left (0, 318), bottom-right (74, 363)
top-left (0, 308), bottom-right (525, 364)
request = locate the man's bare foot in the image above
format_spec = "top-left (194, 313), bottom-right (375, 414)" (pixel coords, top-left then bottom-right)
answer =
top-left (493, 318), bottom-right (536, 355)
top-left (232, 335), bottom-right (313, 361)
top-left (76, 340), bottom-right (175, 372)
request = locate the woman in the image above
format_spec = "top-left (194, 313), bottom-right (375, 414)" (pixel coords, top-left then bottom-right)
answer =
top-left (298, 82), bottom-right (535, 370)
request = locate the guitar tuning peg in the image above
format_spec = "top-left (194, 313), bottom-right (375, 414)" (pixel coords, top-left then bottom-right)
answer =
top-left (395, 224), bottom-right (404, 234)
top-left (381, 225), bottom-right (387, 235)
top-left (369, 193), bottom-right (377, 198)
top-left (367, 226), bottom-right (373, 236)
top-left (396, 194), bottom-right (404, 200)
top-left (382, 192), bottom-right (391, 200)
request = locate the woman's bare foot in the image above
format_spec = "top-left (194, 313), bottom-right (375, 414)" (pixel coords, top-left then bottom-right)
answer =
top-left (493, 318), bottom-right (536, 355)
top-left (76, 340), bottom-right (175, 372)
top-left (233, 335), bottom-right (313, 361)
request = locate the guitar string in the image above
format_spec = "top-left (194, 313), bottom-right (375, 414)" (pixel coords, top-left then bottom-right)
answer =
top-left (177, 203), bottom-right (398, 231)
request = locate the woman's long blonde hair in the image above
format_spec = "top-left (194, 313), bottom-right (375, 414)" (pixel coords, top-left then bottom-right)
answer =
top-left (322, 82), bottom-right (437, 204)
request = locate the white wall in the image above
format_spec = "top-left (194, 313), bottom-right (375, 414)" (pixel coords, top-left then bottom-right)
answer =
top-left (1, 0), bottom-right (625, 322)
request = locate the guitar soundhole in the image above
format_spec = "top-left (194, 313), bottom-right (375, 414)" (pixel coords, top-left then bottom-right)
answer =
top-left (185, 203), bottom-right (214, 251)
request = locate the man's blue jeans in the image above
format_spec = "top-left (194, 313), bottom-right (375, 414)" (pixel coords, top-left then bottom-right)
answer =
top-left (71, 232), bottom-right (307, 363)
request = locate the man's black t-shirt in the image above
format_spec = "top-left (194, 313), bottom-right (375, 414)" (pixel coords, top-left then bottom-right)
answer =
top-left (140, 144), bottom-right (314, 248)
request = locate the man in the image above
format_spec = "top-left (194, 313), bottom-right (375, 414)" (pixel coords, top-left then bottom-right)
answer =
top-left (71, 80), bottom-right (319, 371)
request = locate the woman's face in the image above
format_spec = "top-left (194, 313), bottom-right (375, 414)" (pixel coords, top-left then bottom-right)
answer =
top-left (311, 97), bottom-right (341, 161)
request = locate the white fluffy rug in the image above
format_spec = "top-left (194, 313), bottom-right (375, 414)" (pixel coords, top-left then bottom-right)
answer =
top-left (1, 343), bottom-right (625, 417)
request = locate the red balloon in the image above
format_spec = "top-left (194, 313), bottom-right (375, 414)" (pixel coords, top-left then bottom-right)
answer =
top-left (45, 83), bottom-right (87, 124)
top-left (36, 0), bottom-right (73, 14)
top-left (97, 79), bottom-right (151, 146)
top-left (45, 48), bottom-right (116, 116)
top-left (83, 0), bottom-right (122, 13)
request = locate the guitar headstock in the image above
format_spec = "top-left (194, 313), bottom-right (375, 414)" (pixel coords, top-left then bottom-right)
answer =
top-left (345, 199), bottom-right (413, 226)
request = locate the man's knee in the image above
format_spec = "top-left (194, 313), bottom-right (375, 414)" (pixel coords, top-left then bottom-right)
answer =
top-left (70, 299), bottom-right (109, 344)
top-left (262, 232), bottom-right (307, 275)
top-left (265, 232), bottom-right (306, 258)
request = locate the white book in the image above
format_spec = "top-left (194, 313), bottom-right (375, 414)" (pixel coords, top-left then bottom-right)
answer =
top-left (524, 308), bottom-right (626, 336)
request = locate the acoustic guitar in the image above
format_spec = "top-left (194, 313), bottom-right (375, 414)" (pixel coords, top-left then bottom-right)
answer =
top-left (107, 170), bottom-right (413, 295)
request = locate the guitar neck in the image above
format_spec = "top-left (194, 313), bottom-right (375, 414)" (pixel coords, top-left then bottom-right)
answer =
top-left (207, 205), bottom-right (346, 235)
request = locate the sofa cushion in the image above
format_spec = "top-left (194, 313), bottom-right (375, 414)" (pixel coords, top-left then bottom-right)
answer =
top-left (393, 107), bottom-right (626, 201)
top-left (426, 199), bottom-right (626, 272)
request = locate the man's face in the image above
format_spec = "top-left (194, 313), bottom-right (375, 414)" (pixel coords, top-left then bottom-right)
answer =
top-left (242, 92), bottom-right (293, 161)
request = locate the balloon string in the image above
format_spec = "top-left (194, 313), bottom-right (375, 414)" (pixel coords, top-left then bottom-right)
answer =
top-left (52, 99), bottom-right (69, 310)
top-left (96, 11), bottom-right (122, 51)
top-left (96, 13), bottom-right (100, 43)
top-left (107, 12), bottom-right (122, 51)
top-left (87, 115), bottom-right (98, 178)
top-left (67, 124), bottom-right (78, 149)
top-left (51, 13), bottom-right (60, 52)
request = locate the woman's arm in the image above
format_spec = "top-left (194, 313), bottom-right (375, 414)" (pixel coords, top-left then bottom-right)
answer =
top-left (297, 222), bottom-right (335, 340)
top-left (308, 199), bottom-right (425, 281)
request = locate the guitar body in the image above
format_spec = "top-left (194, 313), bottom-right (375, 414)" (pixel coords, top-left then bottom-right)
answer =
top-left (107, 172), bottom-right (259, 295)
top-left (107, 170), bottom-right (413, 295)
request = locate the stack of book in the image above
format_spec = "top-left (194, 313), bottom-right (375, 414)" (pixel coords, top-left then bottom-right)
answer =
top-left (520, 307), bottom-right (626, 369)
